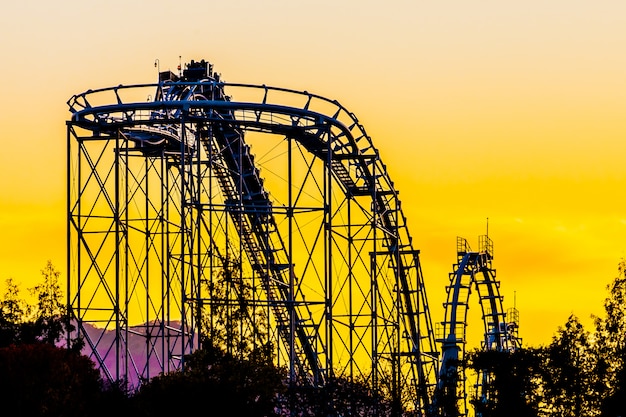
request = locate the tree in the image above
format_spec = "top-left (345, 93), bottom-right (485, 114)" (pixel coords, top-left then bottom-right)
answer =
top-left (132, 343), bottom-right (286, 417)
top-left (29, 260), bottom-right (66, 344)
top-left (593, 259), bottom-right (626, 417)
top-left (0, 343), bottom-right (104, 417)
top-left (0, 265), bottom-right (126, 416)
top-left (279, 375), bottom-right (394, 417)
top-left (541, 315), bottom-right (600, 416)
top-left (0, 261), bottom-right (82, 350)
top-left (27, 260), bottom-right (83, 350)
top-left (0, 278), bottom-right (29, 346)
top-left (201, 260), bottom-right (270, 359)
top-left (467, 348), bottom-right (543, 417)
top-left (1, 277), bottom-right (28, 323)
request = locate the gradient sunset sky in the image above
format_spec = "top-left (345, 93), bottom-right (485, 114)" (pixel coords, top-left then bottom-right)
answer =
top-left (1, 1), bottom-right (625, 347)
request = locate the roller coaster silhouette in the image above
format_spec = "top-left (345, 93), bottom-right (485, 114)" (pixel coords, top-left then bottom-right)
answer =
top-left (67, 59), bottom-right (520, 415)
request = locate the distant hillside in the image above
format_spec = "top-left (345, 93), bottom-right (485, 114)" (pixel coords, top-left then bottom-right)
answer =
top-left (69, 320), bottom-right (190, 387)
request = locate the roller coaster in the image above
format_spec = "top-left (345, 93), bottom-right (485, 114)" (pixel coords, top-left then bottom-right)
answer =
top-left (67, 59), bottom-right (521, 415)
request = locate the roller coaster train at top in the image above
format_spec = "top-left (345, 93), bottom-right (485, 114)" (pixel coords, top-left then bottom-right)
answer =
top-left (66, 59), bottom-right (521, 416)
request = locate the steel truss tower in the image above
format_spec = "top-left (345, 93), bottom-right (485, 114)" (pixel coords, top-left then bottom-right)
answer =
top-left (67, 60), bottom-right (439, 412)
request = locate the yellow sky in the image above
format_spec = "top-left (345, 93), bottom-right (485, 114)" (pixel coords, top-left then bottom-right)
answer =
top-left (1, 1), bottom-right (626, 347)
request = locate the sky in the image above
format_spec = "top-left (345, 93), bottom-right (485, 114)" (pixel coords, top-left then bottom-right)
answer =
top-left (1, 0), bottom-right (626, 347)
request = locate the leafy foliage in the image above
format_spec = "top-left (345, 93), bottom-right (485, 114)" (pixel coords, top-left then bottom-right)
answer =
top-left (541, 315), bottom-right (600, 416)
top-left (0, 277), bottom-right (28, 345)
top-left (467, 348), bottom-right (544, 417)
top-left (0, 261), bottom-right (82, 350)
top-left (201, 261), bottom-right (270, 358)
top-left (132, 343), bottom-right (286, 417)
top-left (3, 259), bottom-right (626, 416)
top-left (0, 343), bottom-right (104, 417)
top-left (593, 259), bottom-right (626, 417)
top-left (277, 375), bottom-right (394, 417)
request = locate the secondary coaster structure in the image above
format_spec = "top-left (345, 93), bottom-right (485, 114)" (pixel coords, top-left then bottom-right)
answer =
top-left (67, 59), bottom-right (439, 412)
top-left (435, 235), bottom-right (522, 416)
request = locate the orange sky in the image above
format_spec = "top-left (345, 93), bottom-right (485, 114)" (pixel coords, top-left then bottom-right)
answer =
top-left (1, 1), bottom-right (626, 347)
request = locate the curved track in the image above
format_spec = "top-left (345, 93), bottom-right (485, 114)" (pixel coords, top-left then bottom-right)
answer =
top-left (67, 61), bottom-right (439, 412)
top-left (435, 236), bottom-right (521, 416)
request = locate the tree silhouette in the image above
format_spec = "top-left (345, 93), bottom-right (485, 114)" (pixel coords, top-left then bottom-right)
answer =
top-left (28, 260), bottom-right (66, 344)
top-left (541, 314), bottom-right (600, 416)
top-left (0, 343), bottom-right (104, 417)
top-left (467, 348), bottom-right (543, 417)
top-left (1, 261), bottom-right (82, 350)
top-left (594, 259), bottom-right (626, 417)
top-left (200, 260), bottom-right (270, 359)
top-left (280, 375), bottom-right (394, 417)
top-left (132, 343), bottom-right (286, 417)
top-left (1, 277), bottom-right (28, 322)
top-left (0, 277), bottom-right (28, 346)
top-left (9, 258), bottom-right (626, 416)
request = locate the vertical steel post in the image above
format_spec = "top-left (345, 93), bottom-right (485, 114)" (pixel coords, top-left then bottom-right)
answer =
top-left (325, 125), bottom-right (333, 387)
top-left (66, 125), bottom-right (72, 350)
top-left (288, 135), bottom-right (295, 387)
top-left (179, 115), bottom-right (187, 369)
top-left (114, 130), bottom-right (121, 383)
top-left (371, 154), bottom-right (378, 395)
top-left (162, 151), bottom-right (167, 373)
